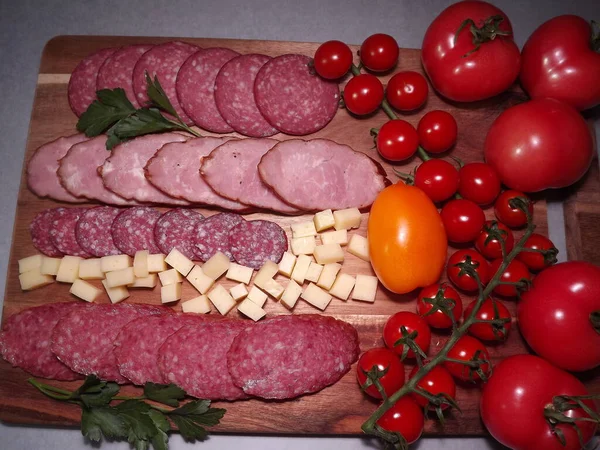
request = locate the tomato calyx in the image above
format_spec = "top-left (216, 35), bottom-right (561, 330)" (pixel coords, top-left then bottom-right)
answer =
top-left (591, 20), bottom-right (600, 53)
top-left (445, 349), bottom-right (492, 382)
top-left (455, 15), bottom-right (512, 57)
top-left (413, 386), bottom-right (461, 424)
top-left (453, 256), bottom-right (484, 288)
top-left (393, 326), bottom-right (428, 363)
top-left (590, 311), bottom-right (600, 334)
top-left (544, 393), bottom-right (600, 447)
top-left (359, 364), bottom-right (391, 400)
top-left (420, 285), bottom-right (461, 329)
top-left (481, 221), bottom-right (511, 258)
top-left (470, 300), bottom-right (512, 341)
top-left (371, 424), bottom-right (409, 450)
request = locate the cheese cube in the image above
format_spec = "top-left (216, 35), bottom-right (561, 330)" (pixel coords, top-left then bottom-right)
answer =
top-left (161, 283), bottom-right (182, 303)
top-left (291, 254), bottom-right (312, 284)
top-left (313, 244), bottom-right (344, 265)
top-left (301, 283), bottom-right (332, 310)
top-left (101, 279), bottom-right (130, 304)
top-left (226, 263), bottom-right (253, 285)
top-left (278, 252), bottom-right (297, 278)
top-left (201, 251), bottom-right (230, 280)
top-left (320, 229), bottom-right (348, 246)
top-left (128, 274), bottom-right (158, 288)
top-left (247, 286), bottom-right (268, 308)
top-left (333, 208), bottom-right (362, 230)
top-left (70, 279), bottom-right (102, 302)
top-left (207, 284), bottom-right (236, 315)
top-left (181, 295), bottom-right (212, 314)
top-left (263, 279), bottom-right (284, 299)
top-left (40, 256), bottom-right (62, 276)
top-left (100, 255), bottom-right (132, 273)
top-left (254, 260), bottom-right (279, 290)
top-left (105, 267), bottom-right (136, 288)
top-left (133, 250), bottom-right (149, 278)
top-left (305, 262), bottom-right (324, 283)
top-left (230, 283), bottom-right (249, 302)
top-left (56, 256), bottom-right (82, 283)
top-left (186, 265), bottom-right (214, 294)
top-left (78, 258), bottom-right (105, 280)
top-left (165, 248), bottom-right (194, 276)
top-left (290, 236), bottom-right (316, 256)
top-left (158, 268), bottom-right (183, 286)
top-left (352, 275), bottom-right (378, 303)
top-left (147, 254), bottom-right (167, 273)
top-left (19, 268), bottom-right (54, 291)
top-left (313, 209), bottom-right (335, 232)
top-left (237, 299), bottom-right (266, 322)
top-left (317, 263), bottom-right (342, 290)
top-left (348, 234), bottom-right (370, 261)
top-left (291, 221), bottom-right (317, 238)
top-left (280, 280), bottom-right (302, 309)
top-left (18, 255), bottom-right (43, 274)
top-left (329, 273), bottom-right (356, 301)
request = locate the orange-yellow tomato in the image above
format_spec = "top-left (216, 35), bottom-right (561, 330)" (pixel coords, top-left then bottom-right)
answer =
top-left (368, 183), bottom-right (447, 294)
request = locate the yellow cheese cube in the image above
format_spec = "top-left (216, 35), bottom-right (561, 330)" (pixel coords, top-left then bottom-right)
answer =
top-left (79, 258), bottom-right (105, 280)
top-left (18, 255), bottom-right (43, 274)
top-left (19, 268), bottom-right (54, 291)
top-left (158, 268), bottom-right (183, 286)
top-left (313, 209), bottom-right (335, 232)
top-left (313, 244), bottom-right (344, 265)
top-left (247, 286), bottom-right (268, 308)
top-left (128, 274), bottom-right (158, 288)
top-left (291, 236), bottom-right (316, 256)
top-left (56, 256), bottom-right (82, 283)
top-left (181, 295), bottom-right (212, 314)
top-left (291, 221), bottom-right (317, 238)
top-left (305, 262), bottom-right (324, 283)
top-left (186, 265), bottom-right (214, 294)
top-left (320, 229), bottom-right (348, 246)
top-left (301, 283), bottom-right (332, 310)
top-left (278, 252), bottom-right (297, 278)
top-left (105, 267), bottom-right (136, 288)
top-left (161, 283), bottom-right (182, 303)
top-left (133, 250), bottom-right (149, 278)
top-left (40, 256), bottom-right (62, 276)
top-left (202, 251), bottom-right (230, 280)
top-left (333, 208), bottom-right (362, 230)
top-left (69, 279), bottom-right (102, 302)
top-left (263, 279), bottom-right (284, 299)
top-left (226, 263), bottom-right (253, 285)
top-left (280, 280), bottom-right (302, 309)
top-left (237, 299), bottom-right (266, 322)
top-left (316, 263), bottom-right (342, 290)
top-left (147, 253), bottom-right (167, 273)
top-left (352, 275), bottom-right (378, 303)
top-left (329, 273), bottom-right (356, 301)
top-left (165, 248), bottom-right (194, 276)
top-left (347, 234), bottom-right (370, 261)
top-left (101, 279), bottom-right (130, 304)
top-left (291, 254), bottom-right (312, 284)
top-left (207, 284), bottom-right (236, 315)
top-left (230, 283), bottom-right (249, 302)
top-left (100, 254), bottom-right (132, 273)
top-left (254, 260), bottom-right (279, 290)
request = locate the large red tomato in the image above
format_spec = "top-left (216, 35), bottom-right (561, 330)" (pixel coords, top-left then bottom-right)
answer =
top-left (421, 1), bottom-right (520, 102)
top-left (484, 98), bottom-right (594, 192)
top-left (481, 355), bottom-right (597, 450)
top-left (520, 15), bottom-right (600, 111)
top-left (518, 261), bottom-right (600, 372)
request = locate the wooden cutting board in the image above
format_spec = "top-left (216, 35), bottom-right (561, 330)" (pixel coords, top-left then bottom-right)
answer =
top-left (1, 35), bottom-right (598, 437)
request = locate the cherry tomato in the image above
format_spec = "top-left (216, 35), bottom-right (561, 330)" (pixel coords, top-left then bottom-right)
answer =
top-left (377, 396), bottom-right (424, 444)
top-left (383, 312), bottom-right (431, 359)
top-left (376, 120), bottom-right (419, 162)
top-left (516, 233), bottom-right (558, 272)
top-left (386, 71), bottom-right (428, 111)
top-left (494, 190), bottom-right (533, 228)
top-left (356, 348), bottom-right (405, 399)
top-left (360, 33), bottom-right (399, 72)
top-left (440, 199), bottom-right (485, 244)
top-left (444, 335), bottom-right (491, 382)
top-left (416, 283), bottom-right (463, 329)
top-left (475, 220), bottom-right (514, 260)
top-left (409, 365), bottom-right (456, 410)
top-left (413, 159), bottom-right (459, 203)
top-left (489, 258), bottom-right (531, 298)
top-left (417, 110), bottom-right (458, 154)
top-left (313, 40), bottom-right (353, 80)
top-left (447, 249), bottom-right (490, 292)
top-left (464, 297), bottom-right (511, 341)
top-left (343, 74), bottom-right (384, 116)
top-left (458, 162), bottom-right (501, 206)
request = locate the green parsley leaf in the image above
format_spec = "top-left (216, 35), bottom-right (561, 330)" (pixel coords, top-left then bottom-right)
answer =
top-left (68, 375), bottom-right (120, 408)
top-left (145, 73), bottom-right (178, 118)
top-left (147, 410), bottom-right (171, 450)
top-left (76, 88), bottom-right (135, 137)
top-left (81, 407), bottom-right (128, 442)
top-left (168, 400), bottom-right (226, 441)
top-left (144, 383), bottom-right (186, 407)
top-left (115, 400), bottom-right (157, 450)
top-left (169, 415), bottom-right (208, 442)
top-left (110, 108), bottom-right (184, 138)
top-left (170, 399), bottom-right (210, 416)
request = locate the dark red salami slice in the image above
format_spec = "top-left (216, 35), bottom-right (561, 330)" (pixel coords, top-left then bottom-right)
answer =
top-left (254, 54), bottom-right (340, 135)
top-left (111, 207), bottom-right (162, 256)
top-left (51, 303), bottom-right (167, 383)
top-left (49, 208), bottom-right (92, 258)
top-left (192, 212), bottom-right (244, 262)
top-left (228, 220), bottom-right (288, 269)
top-left (215, 54), bottom-right (278, 137)
top-left (227, 315), bottom-right (360, 399)
top-left (30, 209), bottom-right (64, 257)
top-left (0, 302), bottom-right (86, 380)
top-left (68, 47), bottom-right (116, 117)
top-left (154, 209), bottom-right (204, 260)
top-left (75, 206), bottom-right (122, 257)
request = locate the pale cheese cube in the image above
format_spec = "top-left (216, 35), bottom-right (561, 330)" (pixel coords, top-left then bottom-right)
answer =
top-left (18, 255), bottom-right (43, 274)
top-left (254, 260), bottom-right (279, 290)
top-left (320, 229), bottom-right (348, 246)
top-left (128, 274), bottom-right (158, 288)
top-left (207, 284), bottom-right (236, 316)
top-left (105, 267), bottom-right (136, 288)
top-left (313, 209), bottom-right (335, 232)
top-left (161, 283), bottom-right (182, 303)
top-left (305, 262), bottom-right (324, 283)
top-left (278, 252), bottom-right (297, 278)
top-left (70, 279), bottom-right (102, 303)
top-left (181, 295), bottom-right (211, 314)
top-left (316, 263), bottom-right (342, 290)
top-left (56, 256), bottom-right (82, 283)
top-left (352, 275), bottom-right (378, 303)
top-left (291, 236), bottom-right (316, 256)
top-left (291, 254), bottom-right (312, 284)
top-left (226, 263), bottom-right (253, 285)
top-left (100, 255), bottom-right (132, 273)
top-left (263, 279), bottom-right (284, 299)
top-left (158, 268), bottom-right (183, 286)
top-left (280, 280), bottom-right (302, 309)
top-left (147, 254), bottom-right (167, 273)
top-left (237, 299), bottom-right (266, 322)
top-left (165, 248), bottom-right (194, 276)
top-left (40, 256), bottom-right (62, 276)
top-left (230, 283), bottom-right (249, 302)
top-left (333, 208), bottom-right (362, 230)
top-left (79, 258), bottom-right (105, 280)
top-left (347, 234), bottom-right (370, 261)
top-left (313, 244), bottom-right (344, 265)
top-left (329, 273), bottom-right (356, 301)
top-left (301, 283), bottom-right (332, 310)
top-left (186, 265), bottom-right (214, 294)
top-left (101, 279), bottom-right (130, 304)
top-left (247, 286), bottom-right (268, 308)
top-left (202, 251), bottom-right (230, 280)
top-left (291, 221), bottom-right (317, 238)
top-left (133, 250), bottom-right (149, 278)
top-left (19, 268), bottom-right (54, 291)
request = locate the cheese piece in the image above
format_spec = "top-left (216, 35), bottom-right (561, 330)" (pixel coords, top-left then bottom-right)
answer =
top-left (230, 283), bottom-right (249, 302)
top-left (18, 255), bottom-right (43, 274)
top-left (305, 262), bottom-right (324, 283)
top-left (254, 260), bottom-right (279, 289)
top-left (290, 254), bottom-right (312, 284)
top-left (133, 250), bottom-right (149, 278)
top-left (161, 283), bottom-right (182, 303)
top-left (278, 252), bottom-right (297, 278)
top-left (313, 244), bottom-right (344, 265)
top-left (290, 236), bottom-right (316, 256)
top-left (56, 256), bottom-right (82, 283)
top-left (352, 275), bottom-right (378, 303)
top-left (316, 263), bottom-right (342, 290)
top-left (105, 267), bottom-right (136, 288)
top-left (301, 283), bottom-right (332, 310)
top-left (158, 268), bottom-right (183, 286)
top-left (181, 295), bottom-right (211, 314)
top-left (313, 209), bottom-right (335, 232)
top-left (207, 284), bottom-right (236, 316)
top-left (280, 280), bottom-right (302, 309)
top-left (186, 265), bottom-right (215, 294)
top-left (247, 286), bottom-right (268, 308)
top-left (226, 263), bottom-right (253, 285)
top-left (320, 229), bottom-right (348, 246)
top-left (237, 298), bottom-right (266, 322)
top-left (78, 258), bottom-right (105, 280)
top-left (263, 279), bottom-right (284, 299)
top-left (70, 279), bottom-right (102, 302)
top-left (347, 234), bottom-right (370, 261)
top-left (128, 274), bottom-right (158, 288)
top-left (291, 221), bottom-right (317, 238)
top-left (202, 251), bottom-right (230, 280)
top-left (147, 254), bottom-right (168, 273)
top-left (19, 268), bottom-right (54, 291)
top-left (329, 273), bottom-right (356, 301)
top-left (100, 254), bottom-right (132, 273)
top-left (101, 279), bottom-right (130, 304)
top-left (165, 248), bottom-right (194, 276)
top-left (333, 208), bottom-right (362, 230)
top-left (40, 256), bottom-right (62, 276)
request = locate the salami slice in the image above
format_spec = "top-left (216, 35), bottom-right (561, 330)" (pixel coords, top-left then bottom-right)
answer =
top-left (68, 47), bottom-right (116, 117)
top-left (227, 315), bottom-right (360, 399)
top-left (30, 209), bottom-right (64, 257)
top-left (0, 302), bottom-right (86, 380)
top-left (192, 212), bottom-right (244, 262)
top-left (111, 207), bottom-right (162, 256)
top-left (75, 206), bottom-right (121, 257)
top-left (176, 48), bottom-right (239, 133)
top-left (154, 209), bottom-right (204, 260)
top-left (254, 54), bottom-right (340, 135)
top-left (51, 303), bottom-right (167, 383)
top-left (49, 208), bottom-right (92, 258)
top-left (229, 220), bottom-right (288, 269)
top-left (215, 54), bottom-right (278, 137)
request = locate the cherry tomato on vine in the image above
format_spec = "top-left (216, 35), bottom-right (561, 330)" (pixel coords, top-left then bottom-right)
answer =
top-left (376, 120), bottom-right (419, 161)
top-left (356, 348), bottom-right (405, 399)
top-left (516, 233), bottom-right (558, 272)
top-left (313, 40), bottom-right (353, 80)
top-left (343, 74), bottom-right (384, 116)
top-left (447, 249), bottom-right (490, 292)
top-left (413, 159), bottom-right (459, 203)
top-left (386, 71), bottom-right (428, 111)
top-left (383, 311), bottom-right (431, 359)
top-left (475, 220), bottom-right (515, 260)
top-left (458, 162), bottom-right (501, 205)
top-left (360, 33), bottom-right (399, 72)
top-left (444, 335), bottom-right (491, 382)
top-left (417, 110), bottom-right (458, 154)
top-left (409, 365), bottom-right (456, 410)
top-left (489, 259), bottom-right (532, 297)
top-left (440, 199), bottom-right (485, 243)
top-left (417, 283), bottom-right (463, 329)
top-left (377, 396), bottom-right (424, 444)
top-left (464, 298), bottom-right (512, 342)
top-left (494, 190), bottom-right (533, 228)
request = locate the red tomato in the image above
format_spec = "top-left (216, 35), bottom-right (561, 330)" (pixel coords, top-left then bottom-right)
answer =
top-left (376, 120), bottom-right (419, 162)
top-left (521, 15), bottom-right (600, 111)
top-left (409, 365), bottom-right (456, 410)
top-left (376, 396), bottom-right (424, 444)
top-left (356, 348), bottom-right (405, 399)
top-left (386, 71), bottom-right (428, 111)
top-left (464, 297), bottom-right (511, 341)
top-left (489, 259), bottom-right (531, 297)
top-left (383, 312), bottom-right (431, 359)
top-left (484, 98), bottom-right (594, 192)
top-left (518, 261), bottom-right (600, 372)
top-left (421, 1), bottom-right (520, 102)
top-left (475, 220), bottom-right (515, 260)
top-left (447, 249), bottom-right (490, 292)
top-left (416, 110), bottom-right (458, 154)
top-left (516, 233), bottom-right (558, 272)
top-left (416, 283), bottom-right (463, 329)
top-left (360, 33), bottom-right (399, 72)
top-left (413, 159), bottom-right (459, 203)
top-left (494, 190), bottom-right (533, 228)
top-left (481, 355), bottom-right (597, 450)
top-left (444, 335), bottom-right (491, 382)
top-left (458, 163), bottom-right (501, 206)
top-left (343, 74), bottom-right (384, 116)
top-left (313, 40), bottom-right (353, 80)
top-left (440, 199), bottom-right (485, 243)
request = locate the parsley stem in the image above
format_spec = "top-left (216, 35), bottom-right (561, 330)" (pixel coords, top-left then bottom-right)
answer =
top-left (28, 379), bottom-right (72, 401)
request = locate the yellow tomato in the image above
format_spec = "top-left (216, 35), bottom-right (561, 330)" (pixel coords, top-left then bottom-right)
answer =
top-left (368, 183), bottom-right (447, 294)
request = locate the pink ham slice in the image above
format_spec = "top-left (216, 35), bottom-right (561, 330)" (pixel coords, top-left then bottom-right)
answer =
top-left (201, 139), bottom-right (301, 214)
top-left (258, 139), bottom-right (390, 211)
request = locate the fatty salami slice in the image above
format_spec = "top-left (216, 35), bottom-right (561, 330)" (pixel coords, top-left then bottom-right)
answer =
top-left (229, 220), bottom-right (287, 269)
top-left (154, 209), bottom-right (204, 260)
top-left (51, 303), bottom-right (167, 383)
top-left (227, 315), bottom-right (360, 399)
top-left (215, 54), bottom-right (278, 137)
top-left (111, 207), bottom-right (162, 255)
top-left (176, 48), bottom-right (239, 133)
top-left (49, 207), bottom-right (92, 258)
top-left (192, 212), bottom-right (243, 262)
top-left (68, 47), bottom-right (116, 117)
top-left (27, 133), bottom-right (89, 203)
top-left (0, 302), bottom-right (86, 380)
top-left (75, 206), bottom-right (121, 257)
top-left (201, 138), bottom-right (301, 214)
top-left (254, 54), bottom-right (340, 135)
top-left (96, 44), bottom-right (153, 108)
top-left (30, 209), bottom-right (64, 257)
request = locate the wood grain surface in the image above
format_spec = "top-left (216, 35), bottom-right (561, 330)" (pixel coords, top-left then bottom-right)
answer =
top-left (0, 35), bottom-right (597, 437)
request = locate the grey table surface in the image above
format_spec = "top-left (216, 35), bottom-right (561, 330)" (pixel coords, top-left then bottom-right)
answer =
top-left (1, 0), bottom-right (599, 449)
